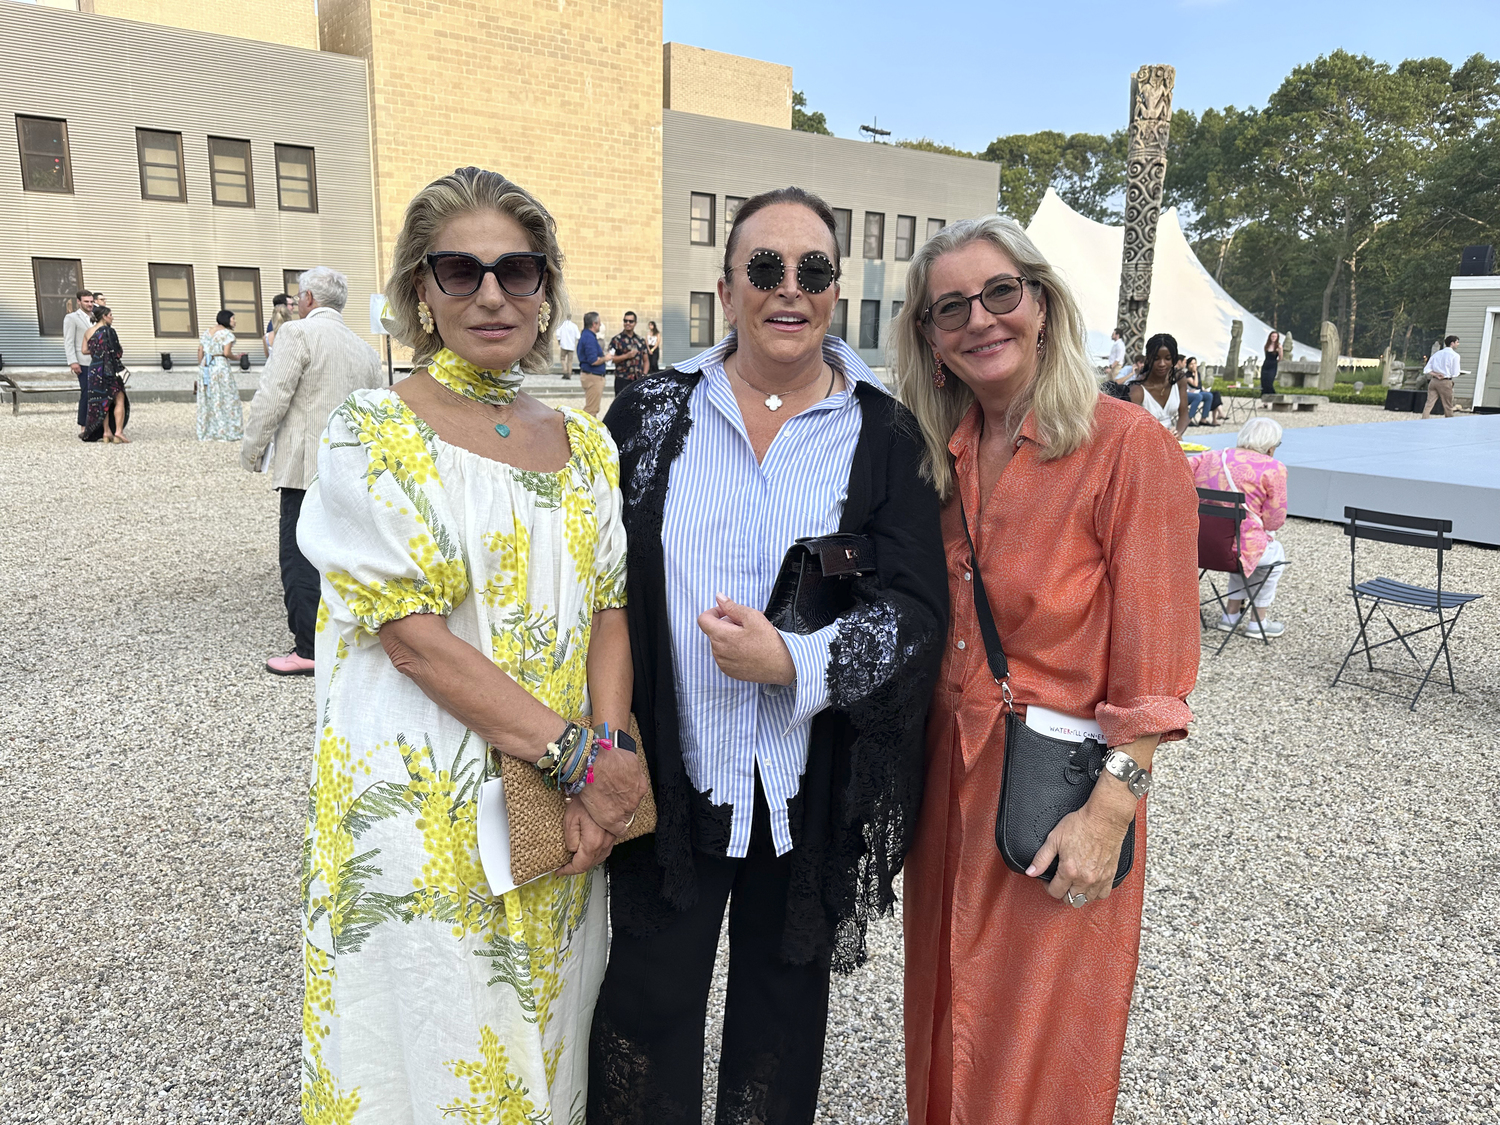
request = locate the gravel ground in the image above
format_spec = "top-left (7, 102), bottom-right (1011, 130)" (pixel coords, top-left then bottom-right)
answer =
top-left (2, 400), bottom-right (1496, 1123)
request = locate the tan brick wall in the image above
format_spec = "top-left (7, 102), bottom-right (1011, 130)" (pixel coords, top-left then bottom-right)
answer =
top-left (322, 0), bottom-right (663, 354)
top-left (663, 41), bottom-right (791, 130)
top-left (90, 0), bottom-right (319, 49)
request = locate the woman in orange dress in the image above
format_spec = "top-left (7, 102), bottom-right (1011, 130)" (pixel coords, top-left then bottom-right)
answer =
top-left (893, 216), bottom-right (1201, 1125)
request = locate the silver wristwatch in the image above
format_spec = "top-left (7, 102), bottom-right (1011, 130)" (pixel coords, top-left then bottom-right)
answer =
top-left (1102, 749), bottom-right (1152, 798)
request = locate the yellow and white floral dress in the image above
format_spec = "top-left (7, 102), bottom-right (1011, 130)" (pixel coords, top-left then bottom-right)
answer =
top-left (295, 358), bottom-right (626, 1125)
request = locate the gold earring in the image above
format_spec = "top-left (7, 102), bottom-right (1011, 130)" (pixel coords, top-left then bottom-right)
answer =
top-left (417, 301), bottom-right (435, 334)
top-left (538, 299), bottom-right (551, 335)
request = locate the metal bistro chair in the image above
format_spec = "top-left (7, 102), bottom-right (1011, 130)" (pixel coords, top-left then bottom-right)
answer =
top-left (1331, 507), bottom-right (1483, 710)
top-left (1196, 486), bottom-right (1285, 655)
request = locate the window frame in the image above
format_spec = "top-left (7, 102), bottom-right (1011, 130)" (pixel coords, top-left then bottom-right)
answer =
top-left (689, 192), bottom-right (716, 247)
top-left (689, 291), bottom-right (716, 348)
top-left (830, 298), bottom-right (848, 342)
top-left (273, 143), bottom-right (318, 212)
top-left (863, 212), bottom-right (885, 261)
top-left (894, 215), bottom-right (916, 261)
top-left (217, 266), bottom-right (264, 349)
top-left (31, 257), bottom-right (85, 337)
top-left (859, 299), bottom-right (881, 350)
top-left (147, 263), bottom-right (199, 338)
top-left (832, 208), bottom-right (852, 258)
top-left (926, 218), bottom-right (945, 242)
top-left (283, 269), bottom-right (305, 298)
top-left (16, 115), bottom-right (74, 194)
top-left (891, 300), bottom-right (905, 325)
top-left (724, 195), bottom-right (747, 242)
top-left (136, 128), bottom-right (187, 202)
top-left (207, 136), bottom-right (255, 208)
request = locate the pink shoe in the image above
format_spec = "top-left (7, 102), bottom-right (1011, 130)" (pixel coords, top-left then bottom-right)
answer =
top-left (266, 651), bottom-right (315, 676)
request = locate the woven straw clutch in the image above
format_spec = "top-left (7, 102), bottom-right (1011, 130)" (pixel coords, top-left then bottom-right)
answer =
top-left (497, 715), bottom-right (657, 885)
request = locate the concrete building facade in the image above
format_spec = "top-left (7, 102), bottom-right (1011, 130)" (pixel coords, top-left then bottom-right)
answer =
top-left (663, 42), bottom-right (791, 129)
top-left (0, 0), bottom-right (379, 366)
top-left (662, 108), bottom-right (1001, 370)
top-left (26, 0), bottom-right (319, 50)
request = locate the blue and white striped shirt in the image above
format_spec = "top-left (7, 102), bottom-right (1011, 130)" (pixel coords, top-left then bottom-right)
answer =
top-left (663, 331), bottom-right (887, 857)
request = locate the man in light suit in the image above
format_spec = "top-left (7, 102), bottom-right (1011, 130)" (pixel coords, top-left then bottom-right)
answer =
top-left (63, 290), bottom-right (95, 434)
top-left (241, 266), bottom-right (383, 675)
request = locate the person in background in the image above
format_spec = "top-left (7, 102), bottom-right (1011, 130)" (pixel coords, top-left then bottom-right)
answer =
top-left (197, 311), bottom-right (244, 442)
top-left (1130, 332), bottom-right (1189, 439)
top-left (1261, 330), bottom-right (1283, 396)
top-left (577, 310), bottom-right (607, 416)
top-left (1193, 416), bottom-right (1289, 638)
top-left (64, 289), bottom-right (95, 435)
top-left (1422, 335), bottom-right (1460, 419)
top-left (895, 214), bottom-right (1199, 1125)
top-left (81, 305), bottom-right (129, 443)
top-left (91, 291), bottom-right (106, 308)
top-left (241, 267), bottom-right (383, 677)
top-left (1106, 326), bottom-right (1126, 380)
top-left (555, 311), bottom-right (581, 379)
top-left (264, 293), bottom-right (294, 352)
top-left (1183, 356), bottom-right (1211, 425)
top-left (606, 310), bottom-right (648, 397)
top-left (1129, 354), bottom-right (1147, 382)
top-left (645, 319), bottom-right (662, 373)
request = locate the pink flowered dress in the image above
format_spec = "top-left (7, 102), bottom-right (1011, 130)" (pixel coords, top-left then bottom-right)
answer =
top-left (1191, 447), bottom-right (1287, 572)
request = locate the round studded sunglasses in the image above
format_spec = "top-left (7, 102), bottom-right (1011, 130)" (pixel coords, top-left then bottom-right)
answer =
top-left (731, 249), bottom-right (838, 295)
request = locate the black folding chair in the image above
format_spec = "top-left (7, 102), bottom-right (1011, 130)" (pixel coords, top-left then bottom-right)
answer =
top-left (1196, 486), bottom-right (1284, 655)
top-left (1331, 507), bottom-right (1483, 710)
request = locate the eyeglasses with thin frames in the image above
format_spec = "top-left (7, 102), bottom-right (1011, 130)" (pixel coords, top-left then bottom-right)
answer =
top-left (922, 275), bottom-right (1037, 331)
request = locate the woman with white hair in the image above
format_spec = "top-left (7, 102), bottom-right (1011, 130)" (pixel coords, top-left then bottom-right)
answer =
top-left (1192, 416), bottom-right (1289, 637)
top-left (894, 216), bottom-right (1200, 1125)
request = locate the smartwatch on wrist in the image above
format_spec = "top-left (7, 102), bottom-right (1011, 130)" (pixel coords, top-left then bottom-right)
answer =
top-left (1102, 749), bottom-right (1152, 799)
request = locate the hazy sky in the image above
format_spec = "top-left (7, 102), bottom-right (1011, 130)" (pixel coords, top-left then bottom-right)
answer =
top-left (664, 0), bottom-right (1500, 152)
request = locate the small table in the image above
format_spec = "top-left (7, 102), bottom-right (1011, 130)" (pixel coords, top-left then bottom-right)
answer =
top-left (1261, 394), bottom-right (1328, 413)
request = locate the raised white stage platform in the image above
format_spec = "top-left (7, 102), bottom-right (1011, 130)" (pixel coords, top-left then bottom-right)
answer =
top-left (1197, 414), bottom-right (1500, 547)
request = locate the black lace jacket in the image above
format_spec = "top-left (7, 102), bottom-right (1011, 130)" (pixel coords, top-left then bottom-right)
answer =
top-left (603, 370), bottom-right (948, 971)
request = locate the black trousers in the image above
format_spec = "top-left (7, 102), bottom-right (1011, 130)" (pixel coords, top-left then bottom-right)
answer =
top-left (588, 782), bottom-right (834, 1125)
top-left (279, 488), bottom-right (320, 659)
top-left (76, 370), bottom-right (88, 425)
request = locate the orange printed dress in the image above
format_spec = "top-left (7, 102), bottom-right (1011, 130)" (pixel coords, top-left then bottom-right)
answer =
top-left (904, 395), bottom-right (1201, 1125)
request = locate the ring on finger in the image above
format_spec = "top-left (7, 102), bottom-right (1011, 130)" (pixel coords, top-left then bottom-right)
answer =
top-left (1066, 890), bottom-right (1087, 908)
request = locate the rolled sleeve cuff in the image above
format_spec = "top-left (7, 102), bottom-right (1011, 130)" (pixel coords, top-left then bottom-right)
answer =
top-left (1096, 695), bottom-right (1194, 748)
top-left (766, 624), bottom-right (837, 733)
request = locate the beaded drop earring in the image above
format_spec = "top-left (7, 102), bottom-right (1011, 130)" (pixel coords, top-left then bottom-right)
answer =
top-left (932, 351), bottom-right (946, 389)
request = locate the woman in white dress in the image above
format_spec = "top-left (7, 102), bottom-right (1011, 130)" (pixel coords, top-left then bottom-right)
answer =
top-left (296, 166), bottom-right (649, 1124)
top-left (1129, 331), bottom-right (1189, 438)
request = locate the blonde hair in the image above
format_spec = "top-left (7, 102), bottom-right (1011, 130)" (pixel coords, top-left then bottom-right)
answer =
top-left (1237, 416), bottom-right (1283, 455)
top-left (269, 304), bottom-right (294, 332)
top-left (892, 215), bottom-right (1098, 501)
top-left (386, 166), bottom-right (570, 371)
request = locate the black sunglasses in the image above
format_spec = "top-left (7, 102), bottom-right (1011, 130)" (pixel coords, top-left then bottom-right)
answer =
top-left (425, 251), bottom-right (548, 298)
top-left (732, 249), bottom-right (838, 295)
top-left (922, 275), bottom-right (1037, 331)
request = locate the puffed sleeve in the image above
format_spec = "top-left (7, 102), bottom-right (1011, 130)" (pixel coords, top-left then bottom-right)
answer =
top-left (297, 391), bottom-right (470, 646)
top-left (1092, 414), bottom-right (1200, 746)
top-left (567, 410), bottom-right (628, 613)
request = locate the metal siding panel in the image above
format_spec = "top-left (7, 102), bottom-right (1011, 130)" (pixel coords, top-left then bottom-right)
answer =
top-left (0, 2), bottom-right (379, 367)
top-left (1444, 288), bottom-right (1499, 399)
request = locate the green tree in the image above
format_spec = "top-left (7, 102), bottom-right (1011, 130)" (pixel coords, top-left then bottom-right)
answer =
top-left (792, 90), bottom-right (832, 136)
top-left (981, 130), bottom-right (1126, 224)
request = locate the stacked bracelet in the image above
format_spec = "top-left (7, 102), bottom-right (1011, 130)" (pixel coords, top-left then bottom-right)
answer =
top-left (536, 723), bottom-right (610, 797)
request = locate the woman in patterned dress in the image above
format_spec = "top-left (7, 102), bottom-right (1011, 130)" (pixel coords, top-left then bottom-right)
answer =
top-left (295, 166), bottom-right (647, 1125)
top-left (81, 305), bottom-right (129, 443)
top-left (197, 310), bottom-right (244, 441)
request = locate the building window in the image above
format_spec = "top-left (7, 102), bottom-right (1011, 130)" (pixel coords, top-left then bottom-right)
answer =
top-left (891, 300), bottom-right (904, 324)
top-left (830, 299), bottom-right (848, 342)
top-left (689, 291), bottom-right (715, 347)
top-left (218, 266), bottom-right (263, 345)
top-left (926, 218), bottom-right (945, 241)
top-left (863, 213), bottom-right (885, 260)
top-left (724, 195), bottom-right (746, 241)
top-left (148, 263), bottom-right (198, 337)
top-left (31, 257), bottom-right (85, 336)
top-left (690, 193), bottom-right (716, 246)
top-left (16, 116), bottom-right (73, 193)
top-left (136, 128), bottom-right (186, 201)
top-left (859, 300), bottom-right (881, 349)
top-left (895, 215), bottom-right (916, 261)
top-left (207, 137), bottom-right (254, 207)
top-left (274, 144), bottom-right (318, 211)
top-left (832, 209), bottom-right (852, 258)
top-left (283, 269), bottom-right (304, 297)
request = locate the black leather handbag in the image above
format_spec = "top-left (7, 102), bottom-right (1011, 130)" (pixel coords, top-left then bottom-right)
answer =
top-left (764, 534), bottom-right (875, 634)
top-left (960, 500), bottom-right (1134, 887)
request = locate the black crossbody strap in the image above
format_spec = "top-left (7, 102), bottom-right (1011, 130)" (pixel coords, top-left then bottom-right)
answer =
top-left (958, 494), bottom-right (1009, 686)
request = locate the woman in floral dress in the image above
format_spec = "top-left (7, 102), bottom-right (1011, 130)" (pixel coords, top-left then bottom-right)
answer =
top-left (197, 309), bottom-right (243, 441)
top-left (81, 305), bottom-right (129, 443)
top-left (295, 166), bottom-right (647, 1125)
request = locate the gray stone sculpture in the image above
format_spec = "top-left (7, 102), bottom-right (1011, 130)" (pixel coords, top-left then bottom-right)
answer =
top-left (1225, 319), bottom-right (1243, 382)
top-left (1115, 64), bottom-right (1176, 359)
top-left (1319, 320), bottom-right (1341, 390)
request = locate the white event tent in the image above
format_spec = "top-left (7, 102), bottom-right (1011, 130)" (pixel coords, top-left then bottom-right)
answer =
top-left (1025, 188), bottom-right (1321, 365)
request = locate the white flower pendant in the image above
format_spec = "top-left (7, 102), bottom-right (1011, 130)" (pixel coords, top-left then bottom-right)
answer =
top-left (765, 394), bottom-right (784, 411)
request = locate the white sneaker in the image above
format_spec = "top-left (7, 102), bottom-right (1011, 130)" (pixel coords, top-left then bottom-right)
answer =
top-left (1243, 618), bottom-right (1285, 638)
top-left (1215, 614), bottom-right (1241, 633)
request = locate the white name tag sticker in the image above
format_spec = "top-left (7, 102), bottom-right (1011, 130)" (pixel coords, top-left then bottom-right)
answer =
top-left (475, 777), bottom-right (519, 897)
top-left (1024, 704), bottom-right (1105, 744)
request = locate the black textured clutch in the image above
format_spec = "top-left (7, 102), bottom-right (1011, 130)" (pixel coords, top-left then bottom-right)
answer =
top-left (764, 534), bottom-right (875, 634)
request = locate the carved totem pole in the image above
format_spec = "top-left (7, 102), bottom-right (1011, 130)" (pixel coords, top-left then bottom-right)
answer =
top-left (1115, 64), bottom-right (1176, 360)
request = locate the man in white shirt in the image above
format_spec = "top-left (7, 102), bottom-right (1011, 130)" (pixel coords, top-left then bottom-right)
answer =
top-left (1106, 327), bottom-right (1126, 380)
top-left (555, 315), bottom-right (580, 380)
top-left (241, 266), bottom-right (384, 676)
top-left (63, 289), bottom-right (95, 434)
top-left (1422, 335), bottom-right (1461, 418)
